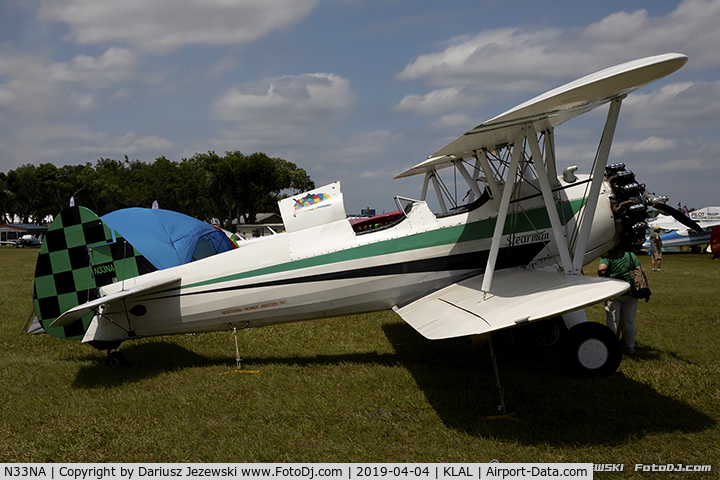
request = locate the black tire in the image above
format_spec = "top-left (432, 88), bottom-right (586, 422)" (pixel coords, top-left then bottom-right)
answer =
top-left (531, 318), bottom-right (563, 347)
top-left (562, 322), bottom-right (621, 376)
top-left (107, 351), bottom-right (127, 368)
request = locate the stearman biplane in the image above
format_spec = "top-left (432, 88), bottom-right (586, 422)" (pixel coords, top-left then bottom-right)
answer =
top-left (35, 53), bottom-right (690, 376)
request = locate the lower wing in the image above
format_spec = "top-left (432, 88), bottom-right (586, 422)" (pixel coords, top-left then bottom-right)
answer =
top-left (393, 268), bottom-right (628, 340)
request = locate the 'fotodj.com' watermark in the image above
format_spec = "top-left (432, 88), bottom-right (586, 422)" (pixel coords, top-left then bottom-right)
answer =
top-left (595, 463), bottom-right (713, 472)
top-left (634, 463), bottom-right (712, 473)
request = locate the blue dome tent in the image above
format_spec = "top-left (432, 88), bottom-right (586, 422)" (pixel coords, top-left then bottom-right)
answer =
top-left (101, 208), bottom-right (234, 270)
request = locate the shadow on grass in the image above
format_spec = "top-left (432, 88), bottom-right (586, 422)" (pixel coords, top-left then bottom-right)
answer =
top-left (70, 322), bottom-right (715, 448)
top-left (71, 341), bottom-right (222, 388)
top-left (632, 342), bottom-right (697, 365)
top-left (71, 340), bottom-right (399, 389)
top-left (382, 322), bottom-right (716, 447)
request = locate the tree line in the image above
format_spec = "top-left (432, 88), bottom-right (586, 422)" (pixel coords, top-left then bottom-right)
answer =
top-left (0, 151), bottom-right (315, 230)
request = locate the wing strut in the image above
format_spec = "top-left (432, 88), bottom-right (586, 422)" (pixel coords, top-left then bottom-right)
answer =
top-left (526, 124), bottom-right (573, 274)
top-left (476, 149), bottom-right (502, 207)
top-left (544, 129), bottom-right (559, 190)
top-left (571, 96), bottom-right (624, 273)
top-left (455, 160), bottom-right (483, 200)
top-left (429, 173), bottom-right (448, 213)
top-left (480, 97), bottom-right (623, 292)
top-left (420, 172), bottom-right (431, 201)
top-left (481, 127), bottom-right (524, 294)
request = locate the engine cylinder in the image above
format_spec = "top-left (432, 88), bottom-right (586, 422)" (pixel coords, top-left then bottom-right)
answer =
top-left (604, 164), bottom-right (649, 251)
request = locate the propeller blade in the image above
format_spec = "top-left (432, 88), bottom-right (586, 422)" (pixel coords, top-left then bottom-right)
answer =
top-left (654, 203), bottom-right (704, 232)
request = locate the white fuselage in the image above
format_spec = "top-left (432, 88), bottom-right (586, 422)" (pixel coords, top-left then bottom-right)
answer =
top-left (83, 176), bottom-right (617, 344)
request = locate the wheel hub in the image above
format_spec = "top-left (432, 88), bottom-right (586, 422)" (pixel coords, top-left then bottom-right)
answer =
top-left (577, 338), bottom-right (609, 370)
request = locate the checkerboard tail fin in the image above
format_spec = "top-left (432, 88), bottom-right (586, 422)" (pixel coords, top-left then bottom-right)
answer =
top-left (32, 206), bottom-right (157, 341)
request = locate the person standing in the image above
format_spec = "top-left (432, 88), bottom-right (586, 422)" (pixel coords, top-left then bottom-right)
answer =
top-left (649, 225), bottom-right (663, 271)
top-left (598, 250), bottom-right (644, 354)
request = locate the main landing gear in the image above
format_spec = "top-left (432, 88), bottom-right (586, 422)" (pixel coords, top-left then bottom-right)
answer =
top-left (529, 313), bottom-right (622, 376)
top-left (561, 322), bottom-right (622, 376)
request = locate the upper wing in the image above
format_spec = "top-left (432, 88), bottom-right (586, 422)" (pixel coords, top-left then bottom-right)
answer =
top-left (393, 269), bottom-right (628, 340)
top-left (50, 271), bottom-right (181, 328)
top-left (395, 53), bottom-right (687, 179)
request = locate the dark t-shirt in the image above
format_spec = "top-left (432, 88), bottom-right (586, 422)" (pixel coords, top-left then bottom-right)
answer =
top-left (599, 251), bottom-right (639, 284)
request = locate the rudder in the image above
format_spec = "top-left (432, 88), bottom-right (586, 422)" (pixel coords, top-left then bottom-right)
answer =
top-left (33, 206), bottom-right (156, 341)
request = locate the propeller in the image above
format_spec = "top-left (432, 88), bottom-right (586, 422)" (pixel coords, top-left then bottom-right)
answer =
top-left (652, 202), bottom-right (704, 232)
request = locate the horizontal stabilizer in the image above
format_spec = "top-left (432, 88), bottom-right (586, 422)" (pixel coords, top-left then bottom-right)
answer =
top-left (393, 269), bottom-right (628, 340)
top-left (50, 271), bottom-right (181, 328)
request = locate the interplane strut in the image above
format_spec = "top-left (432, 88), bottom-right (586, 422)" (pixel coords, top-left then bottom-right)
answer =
top-left (416, 95), bottom-right (626, 293)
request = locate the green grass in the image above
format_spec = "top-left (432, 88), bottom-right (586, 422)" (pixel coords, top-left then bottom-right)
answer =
top-left (0, 248), bottom-right (718, 477)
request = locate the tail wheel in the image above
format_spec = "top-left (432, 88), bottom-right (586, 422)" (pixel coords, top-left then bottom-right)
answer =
top-left (107, 351), bottom-right (127, 368)
top-left (562, 322), bottom-right (621, 376)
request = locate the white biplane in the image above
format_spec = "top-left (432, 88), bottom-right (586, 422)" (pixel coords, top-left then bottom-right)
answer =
top-left (36, 53), bottom-right (689, 375)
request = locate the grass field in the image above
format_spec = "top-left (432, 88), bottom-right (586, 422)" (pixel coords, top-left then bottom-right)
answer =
top-left (0, 247), bottom-right (718, 477)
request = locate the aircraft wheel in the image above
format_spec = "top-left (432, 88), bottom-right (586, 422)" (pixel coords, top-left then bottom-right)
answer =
top-left (107, 351), bottom-right (127, 368)
top-left (531, 318), bottom-right (562, 347)
top-left (562, 322), bottom-right (621, 376)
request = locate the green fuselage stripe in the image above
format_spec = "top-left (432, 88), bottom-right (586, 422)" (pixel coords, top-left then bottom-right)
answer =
top-left (174, 199), bottom-right (583, 292)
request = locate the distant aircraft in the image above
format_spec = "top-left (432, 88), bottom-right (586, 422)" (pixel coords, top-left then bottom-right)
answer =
top-left (645, 207), bottom-right (716, 249)
top-left (35, 53), bottom-right (690, 375)
top-left (1, 234), bottom-right (42, 247)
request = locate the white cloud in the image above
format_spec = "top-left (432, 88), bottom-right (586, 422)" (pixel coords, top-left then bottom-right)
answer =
top-left (432, 114), bottom-right (474, 129)
top-left (627, 136), bottom-right (678, 153)
top-left (39, 0), bottom-right (320, 53)
top-left (207, 73), bottom-right (366, 179)
top-left (0, 116), bottom-right (175, 169)
top-left (0, 47), bottom-right (140, 116)
top-left (0, 76), bottom-right (67, 115)
top-left (396, 27), bottom-right (570, 91)
top-left (71, 93), bottom-right (96, 111)
top-left (582, 0), bottom-right (720, 67)
top-left (0, 48), bottom-right (169, 166)
top-left (47, 47), bottom-right (139, 87)
top-left (329, 130), bottom-right (398, 164)
top-left (108, 88), bottom-right (131, 104)
top-left (651, 157), bottom-right (709, 173)
top-left (394, 87), bottom-right (474, 115)
top-left (108, 133), bottom-right (175, 155)
top-left (623, 80), bottom-right (720, 131)
top-left (396, 0), bottom-right (720, 92)
top-left (389, 0), bottom-right (720, 210)
top-left (212, 73), bottom-right (356, 134)
top-left (0, 44), bottom-right (39, 77)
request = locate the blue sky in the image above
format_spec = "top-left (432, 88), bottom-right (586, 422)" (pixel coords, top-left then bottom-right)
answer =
top-left (1, 0), bottom-right (719, 214)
